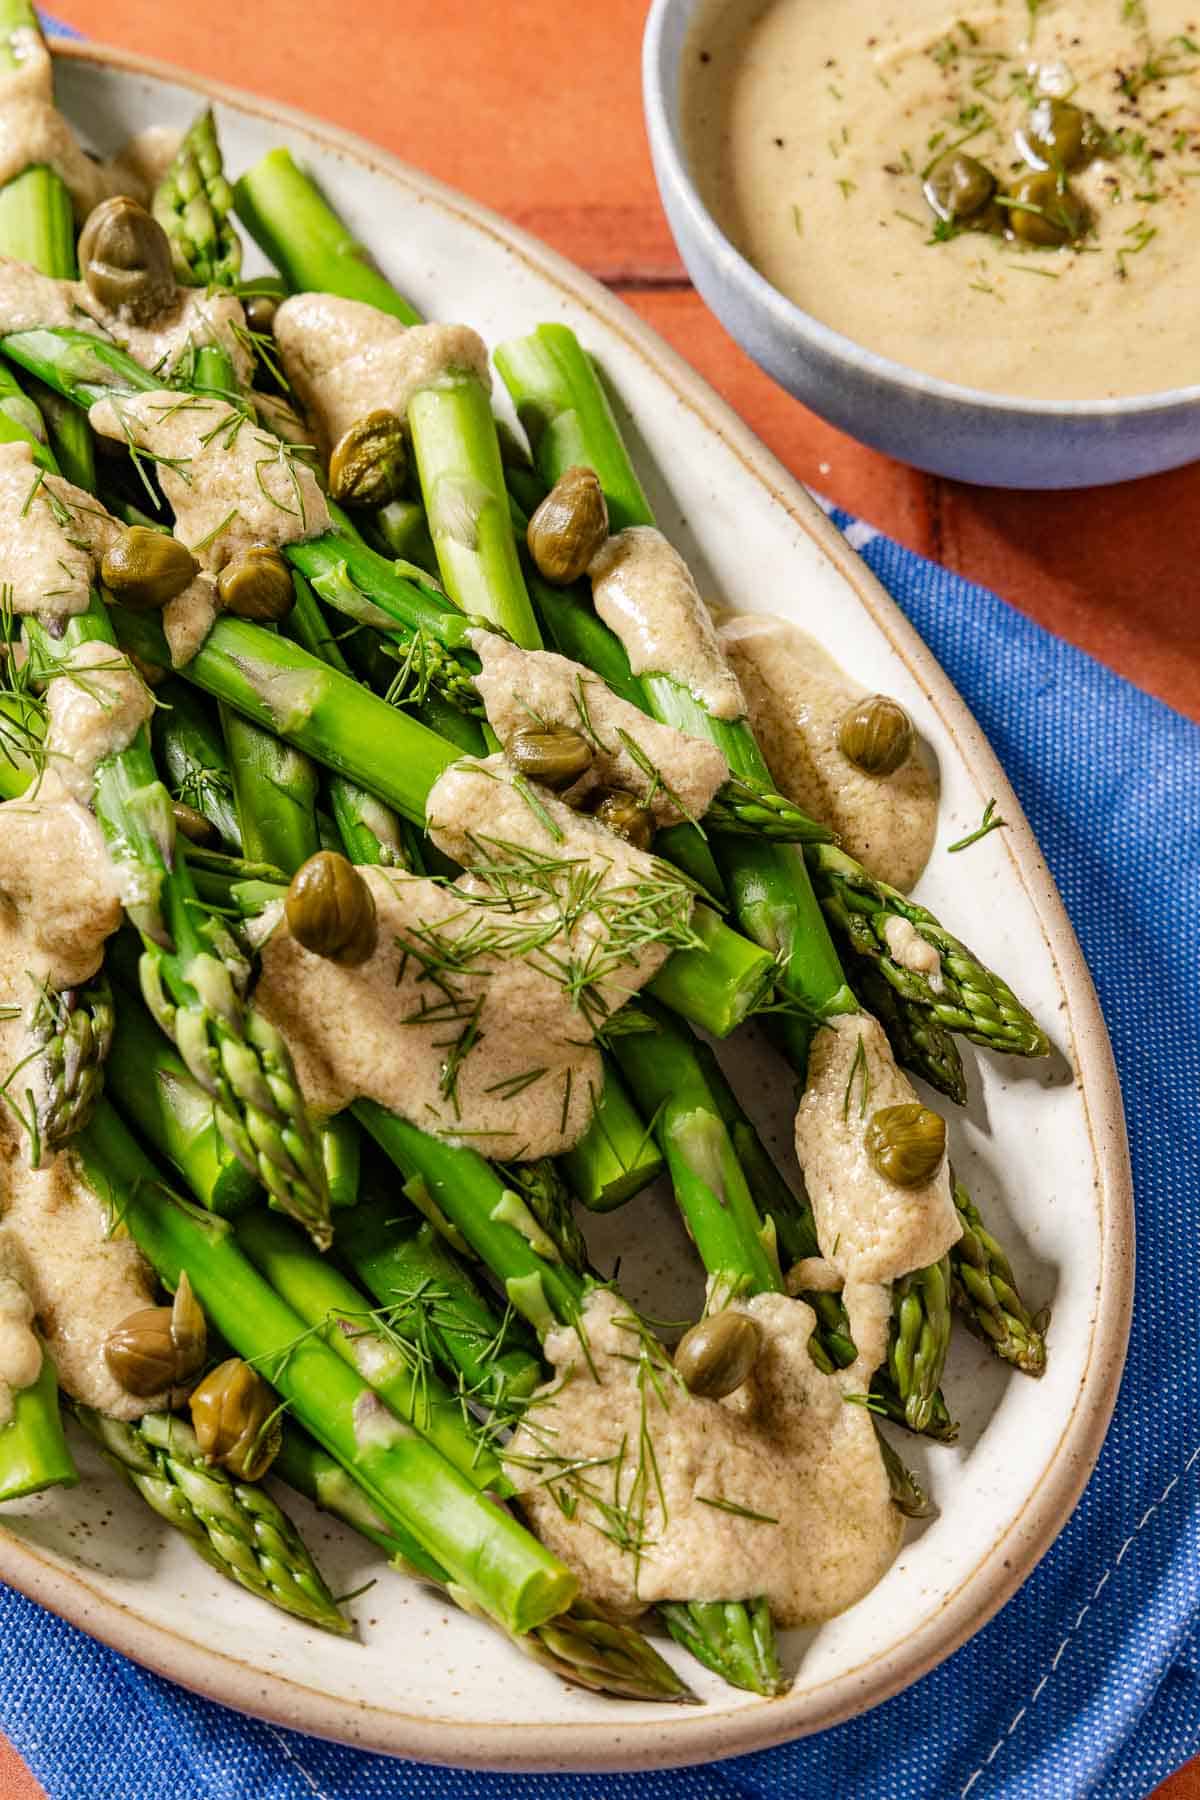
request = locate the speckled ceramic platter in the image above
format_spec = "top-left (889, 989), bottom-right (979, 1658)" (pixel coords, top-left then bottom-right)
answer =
top-left (0, 41), bottom-right (1133, 1772)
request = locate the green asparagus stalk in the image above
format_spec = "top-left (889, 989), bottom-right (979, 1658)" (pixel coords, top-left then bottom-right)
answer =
top-left (272, 1419), bottom-right (693, 1700)
top-left (23, 601), bottom-right (332, 1243)
top-left (950, 1181), bottom-right (1047, 1375)
top-left (152, 107), bottom-right (242, 287)
top-left (235, 1208), bottom-right (508, 1490)
top-left (273, 1421), bottom-right (445, 1576)
top-left (875, 1427), bottom-right (933, 1519)
top-left (232, 149), bottom-right (421, 322)
top-left (106, 958), bottom-right (260, 1217)
top-left (152, 679), bottom-right (243, 852)
top-left (609, 1004), bottom-right (781, 1307)
top-left (220, 703), bottom-right (321, 875)
top-left (0, 1350), bottom-right (78, 1501)
top-left (76, 1405), bottom-right (349, 1633)
top-left (335, 1190), bottom-right (544, 1418)
top-left (74, 1101), bottom-right (578, 1636)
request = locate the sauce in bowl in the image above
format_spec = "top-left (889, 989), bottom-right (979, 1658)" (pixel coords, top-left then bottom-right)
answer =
top-left (682, 0), bottom-right (1200, 399)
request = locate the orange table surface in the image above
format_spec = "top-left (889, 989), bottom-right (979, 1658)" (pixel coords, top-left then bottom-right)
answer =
top-left (0, 0), bottom-right (1190, 1793)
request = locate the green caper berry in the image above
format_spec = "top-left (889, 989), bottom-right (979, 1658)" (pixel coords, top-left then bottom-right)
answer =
top-left (78, 196), bottom-right (176, 325)
top-left (923, 152), bottom-right (997, 223)
top-left (285, 850), bottom-right (378, 964)
top-left (590, 787), bottom-right (656, 852)
top-left (507, 727), bottom-right (594, 790)
top-left (1004, 171), bottom-right (1089, 247)
top-left (216, 545), bottom-right (294, 622)
top-left (1017, 99), bottom-right (1105, 173)
top-left (171, 799), bottom-right (220, 848)
top-left (865, 1103), bottom-right (947, 1187)
top-left (103, 1272), bottom-right (206, 1399)
top-left (526, 466), bottom-right (610, 585)
top-left (837, 695), bottom-right (914, 777)
top-left (674, 1311), bottom-right (763, 1399)
top-left (327, 410), bottom-right (408, 509)
top-left (190, 1356), bottom-right (281, 1482)
top-left (100, 526), bottom-right (199, 612)
top-left (242, 292), bottom-right (279, 334)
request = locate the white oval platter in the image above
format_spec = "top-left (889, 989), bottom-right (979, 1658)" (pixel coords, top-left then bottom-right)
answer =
top-left (0, 40), bottom-right (1134, 1773)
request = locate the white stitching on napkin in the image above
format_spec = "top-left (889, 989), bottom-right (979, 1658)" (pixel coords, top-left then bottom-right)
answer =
top-left (959, 1444), bottom-right (1200, 1797)
top-left (267, 1727), bottom-right (335, 1799)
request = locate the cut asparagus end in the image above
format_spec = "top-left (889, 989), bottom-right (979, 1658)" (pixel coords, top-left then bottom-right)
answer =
top-left (659, 1596), bottom-right (789, 1697)
top-left (0, 1352), bottom-right (78, 1502)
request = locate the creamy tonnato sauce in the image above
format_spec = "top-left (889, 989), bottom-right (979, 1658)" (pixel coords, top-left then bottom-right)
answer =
top-left (718, 611), bottom-right (937, 889)
top-left (254, 756), bottom-right (699, 1159)
top-left (0, 259), bottom-right (251, 386)
top-left (507, 1287), bottom-right (901, 1623)
top-left (0, 649), bottom-right (167, 1416)
top-left (589, 527), bottom-right (746, 720)
top-left (273, 294), bottom-right (491, 450)
top-left (0, 439), bottom-right (121, 620)
top-left (88, 391), bottom-right (330, 572)
top-left (470, 629), bottom-right (730, 825)
top-left (684, 0), bottom-right (1200, 398)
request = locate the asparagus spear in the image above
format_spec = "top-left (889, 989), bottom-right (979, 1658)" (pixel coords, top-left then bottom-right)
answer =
top-left (335, 1191), bottom-right (544, 1419)
top-left (807, 844), bottom-right (1050, 1059)
top-left (233, 149), bottom-right (421, 322)
top-left (0, 1349), bottom-right (78, 1502)
top-left (152, 679), bottom-right (243, 852)
top-left (950, 1181), bottom-right (1047, 1375)
top-left (75, 1406), bottom-right (349, 1633)
top-left (841, 947), bottom-right (967, 1106)
top-left (152, 107), bottom-right (242, 288)
top-left (235, 1208), bottom-right (510, 1491)
top-left (20, 973), bottom-right (114, 1158)
top-left (74, 1101), bottom-right (578, 1638)
top-left (220, 703), bottom-right (321, 875)
top-left (106, 957), bottom-right (260, 1217)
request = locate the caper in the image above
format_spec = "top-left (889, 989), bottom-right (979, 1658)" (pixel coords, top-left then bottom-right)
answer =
top-left (674, 1311), bottom-right (763, 1399)
top-left (103, 1271), bottom-right (206, 1398)
top-left (508, 726), bottom-right (593, 791)
top-left (189, 1356), bottom-right (281, 1481)
top-left (526, 466), bottom-right (609, 586)
top-left (285, 850), bottom-right (378, 964)
top-left (171, 799), bottom-right (220, 848)
top-left (923, 152), bottom-right (997, 223)
top-left (242, 292), bottom-right (279, 334)
top-left (837, 695), bottom-right (914, 777)
top-left (1004, 171), bottom-right (1089, 248)
top-left (78, 195), bottom-right (176, 325)
top-left (865, 1102), bottom-right (947, 1187)
top-left (100, 526), bottom-right (199, 612)
top-left (216, 545), bottom-right (294, 622)
top-left (590, 787), bottom-right (656, 852)
top-left (1016, 99), bottom-right (1105, 173)
top-left (328, 410), bottom-right (408, 509)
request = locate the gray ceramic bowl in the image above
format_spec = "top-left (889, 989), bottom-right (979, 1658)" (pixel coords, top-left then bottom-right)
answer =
top-left (643, 0), bottom-right (1200, 489)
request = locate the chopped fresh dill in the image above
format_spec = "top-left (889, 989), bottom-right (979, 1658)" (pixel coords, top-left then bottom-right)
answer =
top-left (695, 1494), bottom-right (780, 1525)
top-left (947, 797), bottom-right (1009, 853)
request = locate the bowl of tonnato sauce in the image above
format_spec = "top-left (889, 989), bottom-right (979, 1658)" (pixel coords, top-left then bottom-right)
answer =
top-left (644, 0), bottom-right (1200, 487)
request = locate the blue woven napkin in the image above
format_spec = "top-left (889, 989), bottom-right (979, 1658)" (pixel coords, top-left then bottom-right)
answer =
top-left (1, 507), bottom-right (1195, 1800)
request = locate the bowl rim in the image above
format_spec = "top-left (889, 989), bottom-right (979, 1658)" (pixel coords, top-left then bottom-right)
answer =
top-left (642, 0), bottom-right (1200, 420)
top-left (15, 34), bottom-right (1136, 1774)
